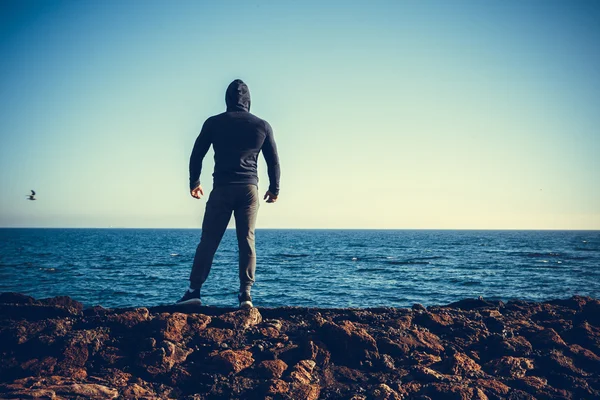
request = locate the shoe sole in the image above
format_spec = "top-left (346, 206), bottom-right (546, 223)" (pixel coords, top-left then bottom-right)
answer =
top-left (176, 298), bottom-right (202, 306)
top-left (239, 300), bottom-right (253, 309)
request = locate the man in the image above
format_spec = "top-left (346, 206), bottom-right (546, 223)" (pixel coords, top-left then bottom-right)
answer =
top-left (177, 79), bottom-right (280, 308)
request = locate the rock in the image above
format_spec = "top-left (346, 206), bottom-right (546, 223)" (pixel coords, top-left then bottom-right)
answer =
top-left (448, 352), bottom-right (482, 376)
top-left (568, 343), bottom-right (600, 372)
top-left (421, 383), bottom-right (475, 400)
top-left (484, 356), bottom-right (534, 378)
top-left (106, 308), bottom-right (150, 329)
top-left (411, 366), bottom-right (451, 382)
top-left (140, 340), bottom-right (193, 375)
top-left (121, 383), bottom-right (157, 398)
top-left (320, 320), bottom-right (379, 365)
top-left (53, 383), bottom-right (118, 398)
top-left (372, 383), bottom-right (402, 400)
top-left (414, 310), bottom-right (454, 332)
top-left (288, 359), bottom-right (320, 400)
top-left (256, 359), bottom-right (288, 379)
top-left (210, 349), bottom-right (254, 374)
top-left (265, 379), bottom-right (289, 396)
top-left (378, 328), bottom-right (444, 358)
top-left (215, 308), bottom-right (262, 330)
top-left (474, 379), bottom-right (511, 398)
top-left (153, 312), bottom-right (188, 342)
top-left (187, 313), bottom-right (212, 332)
top-left (2, 292), bottom-right (600, 399)
top-left (526, 327), bottom-right (567, 349)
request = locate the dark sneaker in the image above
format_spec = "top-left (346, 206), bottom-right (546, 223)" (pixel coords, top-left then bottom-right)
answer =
top-left (238, 291), bottom-right (253, 309)
top-left (177, 288), bottom-right (201, 305)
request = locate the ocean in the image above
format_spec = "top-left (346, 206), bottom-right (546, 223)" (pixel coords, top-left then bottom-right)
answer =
top-left (0, 229), bottom-right (598, 309)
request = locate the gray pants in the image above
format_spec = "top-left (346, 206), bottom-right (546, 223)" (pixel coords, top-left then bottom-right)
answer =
top-left (190, 184), bottom-right (259, 292)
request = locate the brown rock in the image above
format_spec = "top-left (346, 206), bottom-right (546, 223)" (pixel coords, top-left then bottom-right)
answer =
top-left (106, 308), bottom-right (150, 329)
top-left (305, 340), bottom-right (331, 367)
top-left (541, 350), bottom-right (587, 376)
top-left (216, 307), bottom-right (262, 330)
top-left (415, 310), bottom-right (454, 332)
top-left (410, 351), bottom-right (442, 366)
top-left (289, 359), bottom-right (320, 400)
top-left (199, 327), bottom-right (235, 344)
top-left (475, 379), bottom-right (511, 397)
top-left (320, 320), bottom-right (379, 364)
top-left (378, 328), bottom-right (445, 357)
top-left (256, 359), bottom-right (288, 379)
top-left (412, 366), bottom-right (451, 382)
top-left (154, 312), bottom-right (188, 342)
top-left (141, 340), bottom-right (193, 375)
top-left (449, 352), bottom-right (482, 375)
top-left (527, 327), bottom-right (567, 349)
top-left (484, 356), bottom-right (534, 378)
top-left (121, 383), bottom-right (158, 398)
top-left (187, 313), bottom-right (211, 332)
top-left (372, 383), bottom-right (402, 400)
top-left (265, 379), bottom-right (289, 395)
top-left (53, 383), bottom-right (117, 398)
top-left (211, 349), bottom-right (254, 374)
top-left (568, 343), bottom-right (600, 372)
top-left (422, 383), bottom-right (475, 400)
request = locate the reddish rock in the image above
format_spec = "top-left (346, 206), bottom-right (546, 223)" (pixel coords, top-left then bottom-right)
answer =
top-left (121, 383), bottom-right (157, 398)
top-left (216, 308), bottom-right (262, 330)
top-left (288, 359), bottom-right (320, 400)
top-left (422, 383), bottom-right (475, 400)
top-left (265, 379), bottom-right (289, 396)
top-left (210, 349), bottom-right (254, 374)
top-left (526, 327), bottom-right (567, 349)
top-left (568, 343), bottom-right (600, 372)
top-left (154, 312), bottom-right (188, 342)
top-left (485, 356), bottom-right (534, 378)
top-left (2, 293), bottom-right (600, 400)
top-left (411, 366), bottom-right (452, 382)
top-left (140, 340), bottom-right (193, 375)
top-left (378, 328), bottom-right (444, 358)
top-left (106, 308), bottom-right (150, 329)
top-left (475, 379), bottom-right (511, 398)
top-left (256, 359), bottom-right (288, 379)
top-left (320, 320), bottom-right (379, 364)
top-left (187, 313), bottom-right (211, 332)
top-left (371, 383), bottom-right (403, 400)
top-left (448, 352), bottom-right (482, 376)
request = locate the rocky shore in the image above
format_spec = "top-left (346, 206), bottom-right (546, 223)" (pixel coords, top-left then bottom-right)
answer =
top-left (1, 293), bottom-right (599, 399)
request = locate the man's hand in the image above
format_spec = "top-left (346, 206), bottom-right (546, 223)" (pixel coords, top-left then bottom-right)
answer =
top-left (264, 191), bottom-right (278, 203)
top-left (190, 185), bottom-right (204, 199)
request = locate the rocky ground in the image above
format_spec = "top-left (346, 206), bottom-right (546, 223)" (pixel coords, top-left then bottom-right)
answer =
top-left (1, 293), bottom-right (599, 399)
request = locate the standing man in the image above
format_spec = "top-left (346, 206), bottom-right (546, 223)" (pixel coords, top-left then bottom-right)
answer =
top-left (178, 79), bottom-right (280, 308)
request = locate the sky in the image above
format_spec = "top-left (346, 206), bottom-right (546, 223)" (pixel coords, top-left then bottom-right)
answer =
top-left (0, 0), bottom-right (599, 229)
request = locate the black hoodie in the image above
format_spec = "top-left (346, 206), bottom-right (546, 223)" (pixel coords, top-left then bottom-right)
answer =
top-left (189, 79), bottom-right (280, 195)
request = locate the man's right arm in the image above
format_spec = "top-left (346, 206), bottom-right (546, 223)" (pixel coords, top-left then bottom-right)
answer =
top-left (189, 119), bottom-right (212, 193)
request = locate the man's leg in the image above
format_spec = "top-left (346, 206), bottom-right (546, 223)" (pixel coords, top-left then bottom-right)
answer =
top-left (233, 185), bottom-right (259, 294)
top-left (189, 186), bottom-right (233, 290)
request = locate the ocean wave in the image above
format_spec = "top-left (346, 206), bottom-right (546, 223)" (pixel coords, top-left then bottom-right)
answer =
top-left (278, 254), bottom-right (310, 258)
top-left (148, 263), bottom-right (180, 267)
top-left (387, 260), bottom-right (430, 265)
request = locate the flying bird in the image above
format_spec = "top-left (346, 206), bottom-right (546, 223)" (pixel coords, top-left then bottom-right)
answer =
top-left (26, 190), bottom-right (36, 201)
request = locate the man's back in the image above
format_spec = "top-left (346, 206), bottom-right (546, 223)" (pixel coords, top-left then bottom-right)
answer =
top-left (189, 80), bottom-right (280, 196)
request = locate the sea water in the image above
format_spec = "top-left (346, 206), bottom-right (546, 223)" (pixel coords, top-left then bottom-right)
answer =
top-left (0, 229), bottom-right (598, 309)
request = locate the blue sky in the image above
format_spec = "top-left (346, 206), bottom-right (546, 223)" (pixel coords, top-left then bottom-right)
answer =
top-left (1, 0), bottom-right (599, 228)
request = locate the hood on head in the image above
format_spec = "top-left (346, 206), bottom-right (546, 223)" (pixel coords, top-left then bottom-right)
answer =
top-left (225, 79), bottom-right (251, 112)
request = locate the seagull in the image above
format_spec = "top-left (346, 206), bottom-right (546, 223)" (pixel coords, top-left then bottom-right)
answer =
top-left (26, 190), bottom-right (36, 201)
